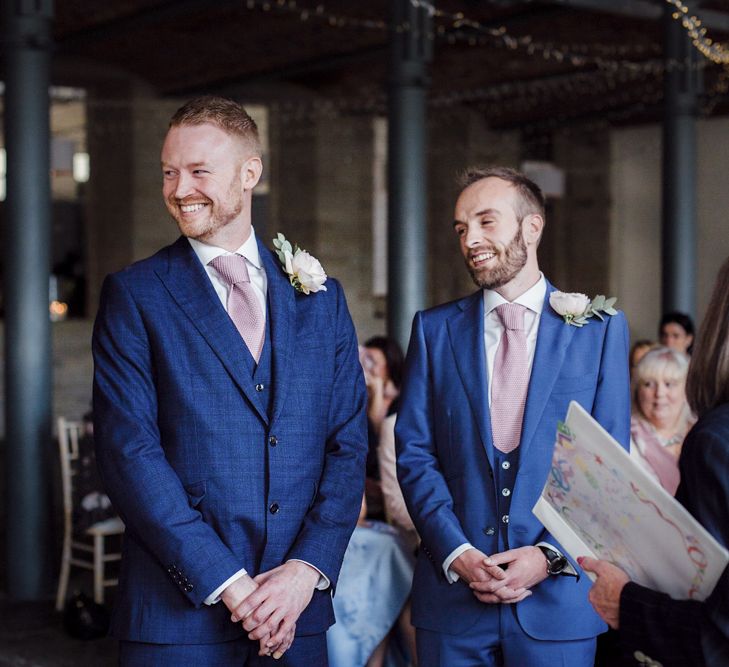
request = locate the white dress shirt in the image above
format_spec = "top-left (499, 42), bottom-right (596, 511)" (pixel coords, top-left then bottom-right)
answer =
top-left (187, 229), bottom-right (329, 604)
top-left (442, 274), bottom-right (574, 581)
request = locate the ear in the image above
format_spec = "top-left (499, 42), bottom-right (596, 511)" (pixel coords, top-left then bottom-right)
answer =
top-left (522, 213), bottom-right (544, 245)
top-left (241, 156), bottom-right (263, 191)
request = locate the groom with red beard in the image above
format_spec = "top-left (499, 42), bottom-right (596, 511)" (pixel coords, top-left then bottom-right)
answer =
top-left (395, 166), bottom-right (631, 666)
top-left (92, 96), bottom-right (367, 665)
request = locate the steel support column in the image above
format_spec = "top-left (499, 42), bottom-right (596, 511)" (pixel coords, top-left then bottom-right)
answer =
top-left (3, 0), bottom-right (54, 598)
top-left (387, 0), bottom-right (433, 351)
top-left (662, 5), bottom-right (700, 317)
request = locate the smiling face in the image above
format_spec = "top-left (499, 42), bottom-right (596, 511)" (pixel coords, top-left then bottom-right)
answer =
top-left (161, 123), bottom-right (262, 250)
top-left (637, 372), bottom-right (687, 431)
top-left (453, 177), bottom-right (543, 299)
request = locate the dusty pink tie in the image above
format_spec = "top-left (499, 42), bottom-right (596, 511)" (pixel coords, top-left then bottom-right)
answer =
top-left (491, 303), bottom-right (529, 453)
top-left (209, 254), bottom-right (264, 362)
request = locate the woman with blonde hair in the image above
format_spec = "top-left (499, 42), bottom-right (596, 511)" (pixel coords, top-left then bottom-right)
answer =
top-left (630, 346), bottom-right (695, 494)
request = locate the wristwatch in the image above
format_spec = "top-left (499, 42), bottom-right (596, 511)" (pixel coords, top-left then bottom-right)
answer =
top-left (538, 545), bottom-right (568, 575)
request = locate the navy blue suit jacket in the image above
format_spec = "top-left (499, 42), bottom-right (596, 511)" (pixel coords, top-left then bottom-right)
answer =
top-left (620, 403), bottom-right (729, 667)
top-left (92, 236), bottom-right (367, 644)
top-left (395, 281), bottom-right (631, 639)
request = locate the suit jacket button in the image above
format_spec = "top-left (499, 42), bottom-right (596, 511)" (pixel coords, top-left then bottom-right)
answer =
top-left (256, 383), bottom-right (264, 392)
top-left (501, 514), bottom-right (509, 524)
top-left (483, 526), bottom-right (495, 536)
top-left (269, 435), bottom-right (278, 446)
top-left (269, 502), bottom-right (280, 514)
top-left (502, 488), bottom-right (511, 497)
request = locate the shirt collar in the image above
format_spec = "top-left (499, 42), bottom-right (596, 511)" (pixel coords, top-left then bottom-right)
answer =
top-left (482, 273), bottom-right (547, 317)
top-left (188, 227), bottom-right (263, 270)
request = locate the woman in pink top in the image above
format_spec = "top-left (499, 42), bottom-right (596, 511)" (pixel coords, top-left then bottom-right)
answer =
top-left (630, 346), bottom-right (696, 495)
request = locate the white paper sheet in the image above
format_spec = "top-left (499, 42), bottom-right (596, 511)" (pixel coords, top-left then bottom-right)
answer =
top-left (533, 401), bottom-right (729, 600)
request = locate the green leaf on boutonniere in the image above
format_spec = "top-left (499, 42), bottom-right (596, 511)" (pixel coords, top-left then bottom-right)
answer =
top-left (591, 295), bottom-right (606, 312)
top-left (583, 294), bottom-right (619, 324)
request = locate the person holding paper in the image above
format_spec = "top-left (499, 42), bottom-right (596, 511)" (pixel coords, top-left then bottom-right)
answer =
top-left (396, 166), bottom-right (631, 666)
top-left (582, 256), bottom-right (729, 667)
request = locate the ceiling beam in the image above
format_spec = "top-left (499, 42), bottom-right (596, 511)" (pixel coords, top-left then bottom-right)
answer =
top-left (540, 0), bottom-right (729, 32)
top-left (164, 44), bottom-right (388, 97)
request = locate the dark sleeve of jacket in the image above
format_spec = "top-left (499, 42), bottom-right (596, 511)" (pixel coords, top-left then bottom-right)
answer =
top-left (618, 406), bottom-right (729, 667)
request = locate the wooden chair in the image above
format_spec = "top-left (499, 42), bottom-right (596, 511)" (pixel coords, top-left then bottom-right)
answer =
top-left (55, 416), bottom-right (124, 611)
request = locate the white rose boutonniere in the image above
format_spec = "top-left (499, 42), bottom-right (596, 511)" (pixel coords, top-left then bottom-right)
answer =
top-left (272, 233), bottom-right (328, 294)
top-left (550, 291), bottom-right (618, 327)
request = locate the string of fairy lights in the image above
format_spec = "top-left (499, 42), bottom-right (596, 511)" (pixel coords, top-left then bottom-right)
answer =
top-left (238, 0), bottom-right (727, 71)
top-left (55, 0), bottom-right (729, 139)
top-left (664, 0), bottom-right (729, 66)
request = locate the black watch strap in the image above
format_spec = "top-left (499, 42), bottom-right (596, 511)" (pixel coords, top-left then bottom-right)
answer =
top-left (538, 545), bottom-right (569, 576)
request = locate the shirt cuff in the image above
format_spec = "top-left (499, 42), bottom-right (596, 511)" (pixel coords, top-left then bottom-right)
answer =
top-left (288, 559), bottom-right (330, 590)
top-left (535, 541), bottom-right (578, 576)
top-left (443, 543), bottom-right (474, 583)
top-left (204, 568), bottom-right (248, 605)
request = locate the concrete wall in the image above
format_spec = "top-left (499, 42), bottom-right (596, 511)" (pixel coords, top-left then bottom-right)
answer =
top-left (610, 117), bottom-right (729, 343)
top-left (0, 320), bottom-right (93, 436)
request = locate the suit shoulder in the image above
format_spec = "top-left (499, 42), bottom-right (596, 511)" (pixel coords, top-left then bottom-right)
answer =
top-left (418, 293), bottom-right (478, 321)
top-left (107, 243), bottom-right (176, 283)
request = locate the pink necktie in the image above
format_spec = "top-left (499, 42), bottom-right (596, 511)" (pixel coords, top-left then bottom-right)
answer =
top-left (491, 303), bottom-right (529, 453)
top-left (209, 254), bottom-right (265, 362)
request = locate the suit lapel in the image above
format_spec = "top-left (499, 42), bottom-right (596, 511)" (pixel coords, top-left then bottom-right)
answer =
top-left (447, 292), bottom-right (496, 469)
top-left (519, 282), bottom-right (575, 460)
top-left (259, 239), bottom-right (296, 425)
top-left (156, 236), bottom-right (269, 424)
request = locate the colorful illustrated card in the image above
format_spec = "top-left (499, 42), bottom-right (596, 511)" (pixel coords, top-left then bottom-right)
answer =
top-left (533, 401), bottom-right (728, 600)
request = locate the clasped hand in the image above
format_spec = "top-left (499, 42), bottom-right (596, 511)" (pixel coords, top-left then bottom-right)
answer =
top-left (452, 546), bottom-right (549, 604)
top-left (221, 561), bottom-right (320, 659)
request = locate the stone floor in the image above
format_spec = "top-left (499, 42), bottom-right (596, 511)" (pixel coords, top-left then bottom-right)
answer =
top-left (0, 595), bottom-right (117, 667)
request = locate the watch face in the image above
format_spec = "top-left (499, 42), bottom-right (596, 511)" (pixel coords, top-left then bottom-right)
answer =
top-left (547, 555), bottom-right (567, 575)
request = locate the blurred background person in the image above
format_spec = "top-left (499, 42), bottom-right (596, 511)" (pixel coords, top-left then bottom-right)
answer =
top-left (629, 339), bottom-right (654, 380)
top-left (329, 339), bottom-right (415, 667)
top-left (582, 255), bottom-right (729, 667)
top-left (361, 337), bottom-right (404, 520)
top-left (630, 346), bottom-right (695, 495)
top-left (659, 311), bottom-right (695, 355)
top-left (327, 494), bottom-right (416, 667)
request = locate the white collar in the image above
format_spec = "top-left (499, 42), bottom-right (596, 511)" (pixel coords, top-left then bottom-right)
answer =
top-left (188, 227), bottom-right (263, 270)
top-left (482, 273), bottom-right (547, 316)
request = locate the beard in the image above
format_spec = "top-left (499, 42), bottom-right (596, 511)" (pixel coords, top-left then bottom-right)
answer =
top-left (167, 177), bottom-right (244, 242)
top-left (466, 225), bottom-right (528, 290)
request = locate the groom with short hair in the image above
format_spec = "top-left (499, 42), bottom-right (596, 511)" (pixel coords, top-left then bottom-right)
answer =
top-left (396, 166), bottom-right (631, 666)
top-left (93, 96), bottom-right (367, 665)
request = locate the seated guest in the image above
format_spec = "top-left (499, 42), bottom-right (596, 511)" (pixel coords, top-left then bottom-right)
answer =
top-left (378, 413), bottom-right (418, 552)
top-left (630, 346), bottom-right (695, 495)
top-left (582, 256), bottom-right (729, 667)
top-left (379, 412), bottom-right (419, 664)
top-left (659, 311), bottom-right (695, 355)
top-left (629, 339), bottom-right (654, 380)
top-left (361, 337), bottom-right (404, 520)
top-left (327, 497), bottom-right (416, 667)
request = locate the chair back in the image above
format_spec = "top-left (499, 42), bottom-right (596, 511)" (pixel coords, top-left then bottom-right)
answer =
top-left (57, 417), bottom-right (83, 527)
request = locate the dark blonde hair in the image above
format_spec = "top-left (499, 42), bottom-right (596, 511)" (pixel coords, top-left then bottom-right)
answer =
top-left (458, 166), bottom-right (546, 222)
top-left (169, 96), bottom-right (261, 156)
top-left (686, 256), bottom-right (729, 416)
